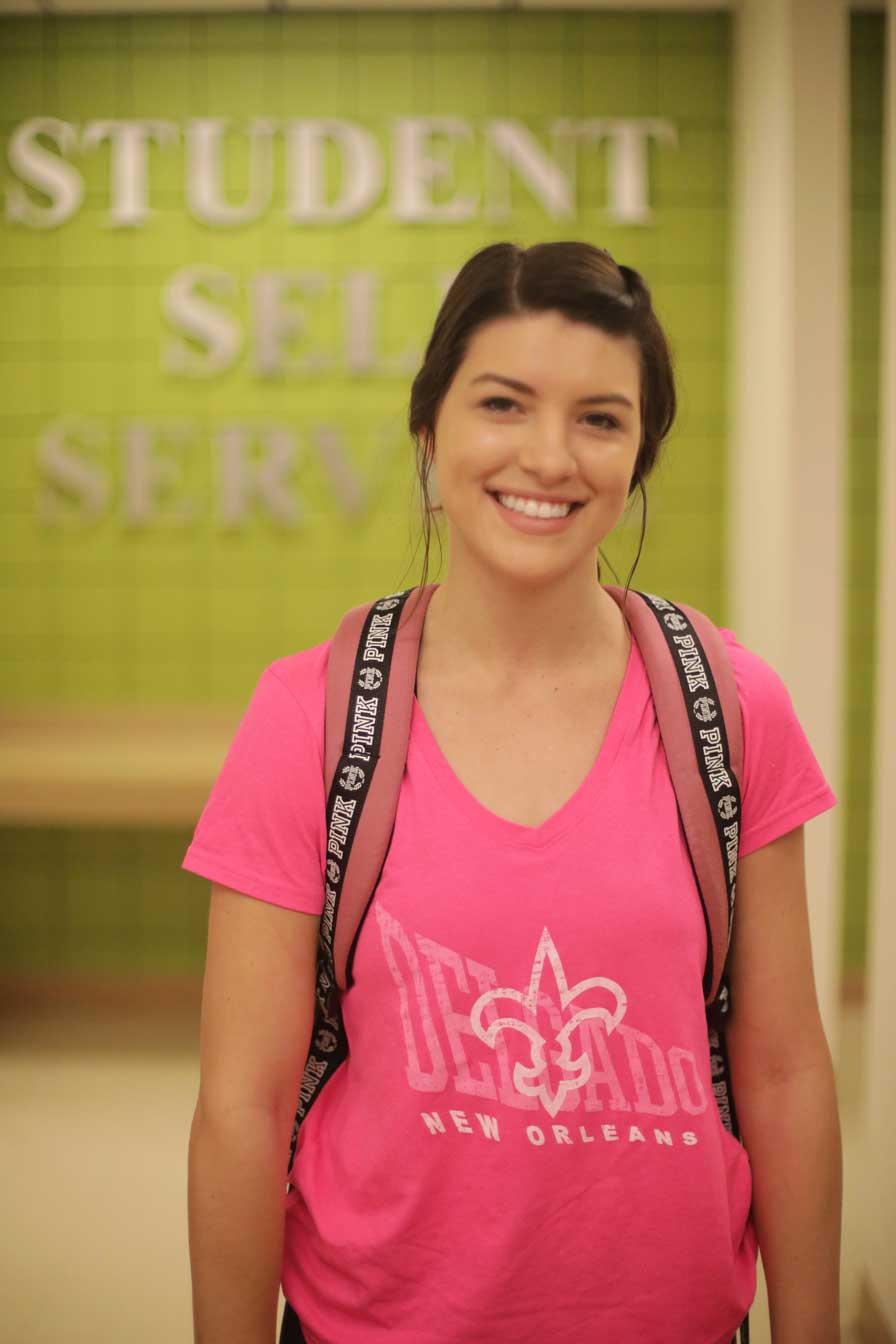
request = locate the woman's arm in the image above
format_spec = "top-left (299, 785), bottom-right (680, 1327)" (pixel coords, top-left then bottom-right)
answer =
top-left (189, 884), bottom-right (319, 1344)
top-left (189, 1099), bottom-right (296, 1344)
top-left (724, 823), bottom-right (843, 1344)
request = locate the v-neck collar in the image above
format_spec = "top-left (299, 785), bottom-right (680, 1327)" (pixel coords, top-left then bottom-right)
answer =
top-left (410, 634), bottom-right (641, 850)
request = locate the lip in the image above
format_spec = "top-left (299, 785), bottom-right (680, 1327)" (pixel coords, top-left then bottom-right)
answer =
top-left (487, 490), bottom-right (582, 535)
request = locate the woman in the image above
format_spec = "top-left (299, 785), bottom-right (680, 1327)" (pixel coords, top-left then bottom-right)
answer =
top-left (184, 242), bottom-right (842, 1344)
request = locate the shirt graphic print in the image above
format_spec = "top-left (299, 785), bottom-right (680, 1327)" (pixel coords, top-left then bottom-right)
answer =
top-left (376, 904), bottom-right (706, 1142)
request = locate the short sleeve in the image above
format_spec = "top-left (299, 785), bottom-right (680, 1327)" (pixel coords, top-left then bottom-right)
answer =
top-left (718, 628), bottom-right (839, 858)
top-left (181, 666), bottom-right (326, 915)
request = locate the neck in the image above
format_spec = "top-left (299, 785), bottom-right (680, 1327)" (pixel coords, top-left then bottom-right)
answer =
top-left (421, 564), bottom-right (629, 684)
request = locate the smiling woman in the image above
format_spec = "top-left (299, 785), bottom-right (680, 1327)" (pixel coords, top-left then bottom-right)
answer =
top-left (183, 239), bottom-right (841, 1344)
top-left (409, 305), bottom-right (649, 658)
top-left (408, 242), bottom-right (673, 630)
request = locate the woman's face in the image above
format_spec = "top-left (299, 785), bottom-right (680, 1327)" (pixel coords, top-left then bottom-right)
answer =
top-left (429, 310), bottom-right (644, 585)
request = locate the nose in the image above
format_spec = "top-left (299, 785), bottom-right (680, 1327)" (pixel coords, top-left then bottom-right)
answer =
top-left (515, 412), bottom-right (579, 481)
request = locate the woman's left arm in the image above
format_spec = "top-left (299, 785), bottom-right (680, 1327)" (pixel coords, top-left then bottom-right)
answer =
top-left (724, 822), bottom-right (843, 1344)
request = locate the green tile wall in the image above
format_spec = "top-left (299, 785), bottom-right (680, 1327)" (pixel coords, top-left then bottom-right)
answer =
top-left (3, 828), bottom-right (209, 974)
top-left (0, 10), bottom-right (877, 979)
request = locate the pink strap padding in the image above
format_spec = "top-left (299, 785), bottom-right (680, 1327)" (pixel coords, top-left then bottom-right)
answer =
top-left (325, 584), bottom-right (439, 990)
top-left (604, 587), bottom-right (743, 1003)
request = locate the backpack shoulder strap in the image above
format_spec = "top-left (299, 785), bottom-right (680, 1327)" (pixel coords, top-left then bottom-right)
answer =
top-left (323, 581), bottom-right (744, 1007)
top-left (324, 583), bottom-right (438, 991)
top-left (604, 586), bottom-right (744, 1007)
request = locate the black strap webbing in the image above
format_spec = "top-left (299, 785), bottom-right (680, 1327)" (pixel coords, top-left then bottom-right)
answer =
top-left (287, 589), bottom-right (412, 1181)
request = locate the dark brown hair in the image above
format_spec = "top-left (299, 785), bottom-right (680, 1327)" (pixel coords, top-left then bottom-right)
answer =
top-left (399, 240), bottom-right (677, 616)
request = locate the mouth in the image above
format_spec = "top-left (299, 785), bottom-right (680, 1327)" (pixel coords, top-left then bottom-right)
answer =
top-left (486, 491), bottom-right (585, 513)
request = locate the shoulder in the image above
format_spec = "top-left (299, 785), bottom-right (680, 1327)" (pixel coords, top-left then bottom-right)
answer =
top-left (714, 625), bottom-right (797, 720)
top-left (242, 638), bottom-right (333, 764)
top-left (716, 624), bottom-right (769, 677)
top-left (716, 624), bottom-right (782, 680)
top-left (710, 626), bottom-right (837, 854)
top-left (714, 623), bottom-right (804, 764)
top-left (264, 637), bottom-right (332, 708)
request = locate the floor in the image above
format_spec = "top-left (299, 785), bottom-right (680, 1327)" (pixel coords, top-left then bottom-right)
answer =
top-left (1, 996), bottom-right (867, 1344)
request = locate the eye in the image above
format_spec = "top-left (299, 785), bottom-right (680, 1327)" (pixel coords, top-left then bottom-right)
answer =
top-left (480, 396), bottom-right (620, 430)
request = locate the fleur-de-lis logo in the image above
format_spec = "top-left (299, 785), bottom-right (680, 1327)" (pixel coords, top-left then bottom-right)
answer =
top-left (358, 667), bottom-right (383, 691)
top-left (469, 928), bottom-right (628, 1118)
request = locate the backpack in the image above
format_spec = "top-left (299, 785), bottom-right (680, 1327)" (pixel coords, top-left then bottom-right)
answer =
top-left (286, 581), bottom-right (750, 1344)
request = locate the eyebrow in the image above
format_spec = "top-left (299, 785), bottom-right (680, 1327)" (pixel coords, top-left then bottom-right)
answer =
top-left (469, 372), bottom-right (635, 411)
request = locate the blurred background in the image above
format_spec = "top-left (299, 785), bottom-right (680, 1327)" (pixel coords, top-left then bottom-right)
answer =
top-left (0, 0), bottom-right (893, 1340)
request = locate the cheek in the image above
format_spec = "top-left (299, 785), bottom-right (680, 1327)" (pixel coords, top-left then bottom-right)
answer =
top-left (582, 457), bottom-right (633, 495)
top-left (587, 473), bottom-right (636, 524)
top-left (447, 440), bottom-right (502, 484)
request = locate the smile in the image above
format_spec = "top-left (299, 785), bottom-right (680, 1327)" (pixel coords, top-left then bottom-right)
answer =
top-left (486, 490), bottom-right (583, 533)
top-left (494, 491), bottom-right (576, 518)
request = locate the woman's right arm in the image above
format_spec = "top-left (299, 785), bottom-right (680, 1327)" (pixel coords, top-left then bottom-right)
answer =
top-left (188, 882), bottom-right (320, 1344)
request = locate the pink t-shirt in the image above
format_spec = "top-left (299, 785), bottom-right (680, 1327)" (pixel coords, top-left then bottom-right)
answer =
top-left (182, 618), bottom-right (838, 1344)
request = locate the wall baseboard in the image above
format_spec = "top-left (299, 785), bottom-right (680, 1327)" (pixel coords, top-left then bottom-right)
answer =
top-left (0, 974), bottom-right (202, 1011)
top-left (0, 975), bottom-right (203, 1052)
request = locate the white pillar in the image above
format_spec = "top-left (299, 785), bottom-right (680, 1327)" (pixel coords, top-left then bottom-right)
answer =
top-left (860, 1), bottom-right (896, 1332)
top-left (728, 0), bottom-right (848, 1044)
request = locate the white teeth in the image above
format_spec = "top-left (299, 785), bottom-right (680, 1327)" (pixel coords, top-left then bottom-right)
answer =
top-left (496, 492), bottom-right (573, 519)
